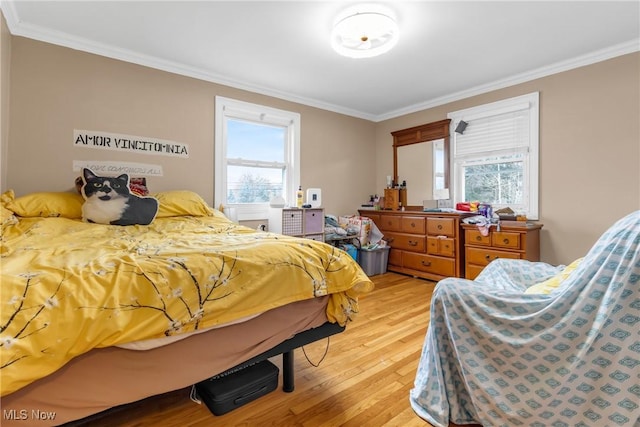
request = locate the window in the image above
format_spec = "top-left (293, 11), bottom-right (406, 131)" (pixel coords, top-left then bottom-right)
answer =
top-left (215, 97), bottom-right (300, 220)
top-left (448, 92), bottom-right (539, 219)
top-left (432, 139), bottom-right (446, 193)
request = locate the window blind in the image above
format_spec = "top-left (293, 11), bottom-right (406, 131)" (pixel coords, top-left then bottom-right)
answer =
top-left (455, 108), bottom-right (530, 157)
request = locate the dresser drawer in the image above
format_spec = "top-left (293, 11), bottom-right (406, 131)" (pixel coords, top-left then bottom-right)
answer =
top-left (492, 231), bottom-right (521, 249)
top-left (365, 213), bottom-right (380, 225)
top-left (465, 264), bottom-right (485, 280)
top-left (388, 247), bottom-right (402, 266)
top-left (305, 233), bottom-right (324, 242)
top-left (467, 246), bottom-right (521, 267)
top-left (427, 217), bottom-right (455, 237)
top-left (403, 252), bottom-right (455, 277)
top-left (282, 209), bottom-right (303, 235)
top-left (304, 209), bottom-right (324, 234)
top-left (385, 232), bottom-right (426, 252)
top-left (401, 216), bottom-right (426, 234)
top-left (427, 236), bottom-right (455, 257)
top-left (378, 215), bottom-right (402, 232)
top-left (465, 229), bottom-right (491, 246)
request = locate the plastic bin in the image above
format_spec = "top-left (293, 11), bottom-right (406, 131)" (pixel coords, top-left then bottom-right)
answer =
top-left (358, 246), bottom-right (390, 276)
top-left (340, 243), bottom-right (359, 262)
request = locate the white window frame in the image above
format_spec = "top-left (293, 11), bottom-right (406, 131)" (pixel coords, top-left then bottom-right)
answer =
top-left (448, 92), bottom-right (539, 220)
top-left (215, 96), bottom-right (300, 221)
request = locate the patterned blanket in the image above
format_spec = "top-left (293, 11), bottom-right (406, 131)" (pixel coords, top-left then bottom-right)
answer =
top-left (411, 211), bottom-right (640, 427)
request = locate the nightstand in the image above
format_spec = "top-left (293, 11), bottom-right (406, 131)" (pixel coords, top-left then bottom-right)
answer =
top-left (276, 208), bottom-right (325, 242)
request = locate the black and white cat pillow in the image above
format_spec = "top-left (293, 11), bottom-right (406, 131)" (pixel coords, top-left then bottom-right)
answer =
top-left (80, 168), bottom-right (159, 226)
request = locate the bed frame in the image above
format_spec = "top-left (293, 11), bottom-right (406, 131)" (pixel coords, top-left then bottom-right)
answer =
top-left (231, 321), bottom-right (345, 392)
top-left (62, 321), bottom-right (345, 426)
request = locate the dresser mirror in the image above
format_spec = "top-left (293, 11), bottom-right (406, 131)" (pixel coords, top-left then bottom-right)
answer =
top-left (432, 139), bottom-right (446, 193)
top-left (391, 119), bottom-right (451, 208)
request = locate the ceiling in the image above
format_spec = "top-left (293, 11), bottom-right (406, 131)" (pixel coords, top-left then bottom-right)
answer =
top-left (2, 1), bottom-right (639, 121)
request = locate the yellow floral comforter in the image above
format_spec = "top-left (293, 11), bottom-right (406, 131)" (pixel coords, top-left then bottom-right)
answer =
top-left (0, 214), bottom-right (373, 396)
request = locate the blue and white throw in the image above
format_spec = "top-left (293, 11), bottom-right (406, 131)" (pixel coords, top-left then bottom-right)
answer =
top-left (410, 211), bottom-right (640, 427)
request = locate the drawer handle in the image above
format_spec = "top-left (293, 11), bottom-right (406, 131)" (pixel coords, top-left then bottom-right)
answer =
top-left (421, 260), bottom-right (431, 267)
top-left (503, 238), bottom-right (510, 244)
top-left (476, 236), bottom-right (482, 241)
top-left (485, 254), bottom-right (493, 261)
top-left (409, 240), bottom-right (418, 246)
top-left (437, 224), bottom-right (443, 230)
top-left (411, 222), bottom-right (416, 228)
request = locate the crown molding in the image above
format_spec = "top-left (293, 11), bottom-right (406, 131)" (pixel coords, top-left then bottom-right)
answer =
top-left (0, 1), bottom-right (19, 29)
top-left (0, 2), bottom-right (377, 121)
top-left (2, 2), bottom-right (637, 123)
top-left (375, 38), bottom-right (640, 122)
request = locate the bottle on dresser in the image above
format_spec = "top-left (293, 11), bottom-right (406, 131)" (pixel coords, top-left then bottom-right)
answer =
top-left (296, 186), bottom-right (304, 208)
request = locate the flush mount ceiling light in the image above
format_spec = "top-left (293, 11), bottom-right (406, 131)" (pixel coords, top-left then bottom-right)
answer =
top-left (331, 4), bottom-right (399, 59)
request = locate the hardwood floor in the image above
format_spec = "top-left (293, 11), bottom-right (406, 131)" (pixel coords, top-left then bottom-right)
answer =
top-left (71, 273), bottom-right (441, 427)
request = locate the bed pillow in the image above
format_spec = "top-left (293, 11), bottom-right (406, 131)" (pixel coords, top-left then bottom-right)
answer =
top-left (128, 177), bottom-right (150, 196)
top-left (525, 258), bottom-right (584, 294)
top-left (154, 190), bottom-right (221, 218)
top-left (1, 189), bottom-right (14, 206)
top-left (5, 192), bottom-right (84, 219)
top-left (1, 205), bottom-right (16, 225)
top-left (1, 190), bottom-right (18, 227)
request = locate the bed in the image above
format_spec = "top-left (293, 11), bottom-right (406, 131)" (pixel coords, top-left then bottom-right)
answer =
top-left (0, 189), bottom-right (374, 426)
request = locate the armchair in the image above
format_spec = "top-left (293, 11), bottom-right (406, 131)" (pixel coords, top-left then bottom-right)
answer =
top-left (410, 211), bottom-right (640, 427)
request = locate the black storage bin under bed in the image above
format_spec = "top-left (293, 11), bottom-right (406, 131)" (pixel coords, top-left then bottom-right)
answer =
top-left (195, 360), bottom-right (279, 416)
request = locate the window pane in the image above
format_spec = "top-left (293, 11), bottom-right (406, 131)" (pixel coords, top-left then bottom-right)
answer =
top-left (227, 165), bottom-right (284, 203)
top-left (227, 119), bottom-right (285, 162)
top-left (226, 119), bottom-right (287, 204)
top-left (464, 160), bottom-right (523, 204)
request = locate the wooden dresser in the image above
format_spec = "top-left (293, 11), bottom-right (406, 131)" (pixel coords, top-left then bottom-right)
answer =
top-left (360, 210), bottom-right (471, 281)
top-left (462, 222), bottom-right (543, 279)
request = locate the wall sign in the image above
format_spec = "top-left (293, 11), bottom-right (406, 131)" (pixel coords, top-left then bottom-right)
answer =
top-left (73, 160), bottom-right (164, 177)
top-left (74, 129), bottom-right (189, 158)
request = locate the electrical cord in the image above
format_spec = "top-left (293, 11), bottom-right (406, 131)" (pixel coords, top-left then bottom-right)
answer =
top-left (301, 337), bottom-right (330, 367)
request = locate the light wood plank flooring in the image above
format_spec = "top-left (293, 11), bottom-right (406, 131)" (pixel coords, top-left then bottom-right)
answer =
top-left (70, 272), bottom-right (441, 427)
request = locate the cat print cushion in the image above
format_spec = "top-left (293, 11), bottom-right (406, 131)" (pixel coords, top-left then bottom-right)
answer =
top-left (80, 168), bottom-right (159, 226)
